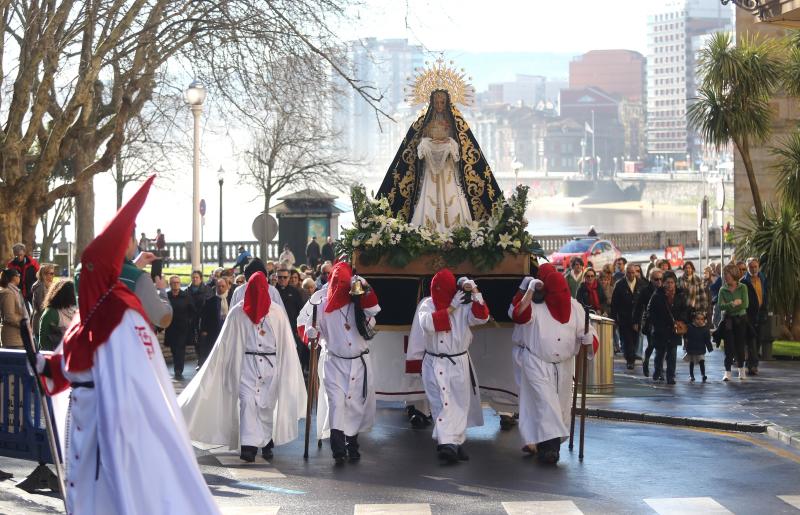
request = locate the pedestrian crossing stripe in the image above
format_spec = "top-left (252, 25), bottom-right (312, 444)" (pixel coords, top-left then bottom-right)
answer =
top-left (644, 497), bottom-right (733, 514)
top-left (779, 496), bottom-right (800, 510)
top-left (354, 504), bottom-right (432, 514)
top-left (502, 500), bottom-right (582, 514)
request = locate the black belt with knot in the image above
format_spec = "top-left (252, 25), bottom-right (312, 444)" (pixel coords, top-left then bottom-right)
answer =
top-left (423, 350), bottom-right (476, 395)
top-left (71, 381), bottom-right (95, 389)
top-left (246, 351), bottom-right (276, 367)
top-left (328, 349), bottom-right (370, 401)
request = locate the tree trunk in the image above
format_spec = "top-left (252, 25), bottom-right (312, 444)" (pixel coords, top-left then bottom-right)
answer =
top-left (75, 178), bottom-right (95, 259)
top-left (737, 139), bottom-right (765, 224)
top-left (115, 153), bottom-right (124, 210)
top-left (792, 304), bottom-right (800, 341)
top-left (0, 210), bottom-right (23, 264)
top-left (259, 195), bottom-right (270, 261)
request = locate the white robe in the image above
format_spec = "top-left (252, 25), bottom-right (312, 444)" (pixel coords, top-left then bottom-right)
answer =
top-left (408, 296), bottom-right (488, 445)
top-left (410, 137), bottom-right (472, 231)
top-left (46, 310), bottom-right (220, 515)
top-left (513, 299), bottom-right (596, 445)
top-left (179, 303), bottom-right (306, 450)
top-left (316, 296), bottom-right (381, 436)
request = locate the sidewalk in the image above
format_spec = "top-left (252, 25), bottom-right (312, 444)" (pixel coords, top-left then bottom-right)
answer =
top-left (587, 348), bottom-right (800, 448)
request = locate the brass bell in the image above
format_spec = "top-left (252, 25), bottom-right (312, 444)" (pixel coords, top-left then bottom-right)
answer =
top-left (349, 278), bottom-right (365, 296)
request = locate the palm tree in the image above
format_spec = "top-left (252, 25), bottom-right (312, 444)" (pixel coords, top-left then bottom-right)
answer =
top-left (770, 131), bottom-right (800, 213)
top-left (688, 32), bottom-right (783, 224)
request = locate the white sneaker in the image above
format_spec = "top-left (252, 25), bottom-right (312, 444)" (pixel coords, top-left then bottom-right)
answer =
top-left (722, 371), bottom-right (731, 382)
top-left (739, 368), bottom-right (747, 380)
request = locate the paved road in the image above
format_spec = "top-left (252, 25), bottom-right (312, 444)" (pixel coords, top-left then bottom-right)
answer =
top-left (3, 405), bottom-right (800, 514)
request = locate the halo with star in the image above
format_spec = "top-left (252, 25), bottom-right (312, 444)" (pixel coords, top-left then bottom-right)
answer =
top-left (405, 55), bottom-right (475, 107)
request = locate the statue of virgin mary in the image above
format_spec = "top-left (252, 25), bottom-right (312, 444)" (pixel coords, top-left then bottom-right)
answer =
top-left (376, 61), bottom-right (502, 232)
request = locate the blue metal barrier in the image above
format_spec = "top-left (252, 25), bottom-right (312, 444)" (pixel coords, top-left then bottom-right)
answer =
top-left (0, 349), bottom-right (54, 465)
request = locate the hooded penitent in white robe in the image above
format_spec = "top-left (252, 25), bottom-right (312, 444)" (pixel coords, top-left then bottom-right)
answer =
top-left (43, 310), bottom-right (221, 515)
top-left (315, 295), bottom-right (381, 437)
top-left (511, 298), bottom-right (596, 446)
top-left (178, 303), bottom-right (306, 449)
top-left (408, 295), bottom-right (488, 445)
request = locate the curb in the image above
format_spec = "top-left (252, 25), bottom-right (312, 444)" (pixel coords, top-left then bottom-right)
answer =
top-left (766, 424), bottom-right (800, 451)
top-left (578, 408), bottom-right (768, 433)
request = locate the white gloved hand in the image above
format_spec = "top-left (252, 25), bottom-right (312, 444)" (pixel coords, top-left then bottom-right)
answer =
top-left (305, 327), bottom-right (319, 340)
top-left (36, 353), bottom-right (46, 374)
top-left (519, 276), bottom-right (534, 291)
top-left (353, 275), bottom-right (368, 287)
top-left (578, 333), bottom-right (592, 346)
top-left (529, 278), bottom-right (544, 292)
top-left (450, 293), bottom-right (464, 309)
top-left (472, 292), bottom-right (485, 304)
top-left (461, 279), bottom-right (477, 291)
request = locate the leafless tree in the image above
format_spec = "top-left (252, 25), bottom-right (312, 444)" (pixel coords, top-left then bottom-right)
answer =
top-left (0, 0), bottom-right (387, 259)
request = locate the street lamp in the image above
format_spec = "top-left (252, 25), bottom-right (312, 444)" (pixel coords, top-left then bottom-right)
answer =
top-left (511, 160), bottom-right (523, 186)
top-left (185, 79), bottom-right (206, 273)
top-left (217, 166), bottom-right (224, 268)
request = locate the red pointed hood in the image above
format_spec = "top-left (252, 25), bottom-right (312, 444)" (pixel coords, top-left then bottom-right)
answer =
top-left (243, 271), bottom-right (271, 324)
top-left (431, 268), bottom-right (456, 311)
top-left (537, 263), bottom-right (572, 324)
top-left (62, 176), bottom-right (153, 372)
top-left (325, 262), bottom-right (352, 313)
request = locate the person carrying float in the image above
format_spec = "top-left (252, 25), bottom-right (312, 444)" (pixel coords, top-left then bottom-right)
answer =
top-left (407, 269), bottom-right (490, 463)
top-left (509, 263), bottom-right (598, 465)
top-left (32, 176), bottom-right (220, 514)
top-left (302, 262), bottom-right (380, 464)
top-left (179, 271), bottom-right (306, 463)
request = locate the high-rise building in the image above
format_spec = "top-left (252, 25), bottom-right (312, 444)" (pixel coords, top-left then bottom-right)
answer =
top-left (569, 50), bottom-right (646, 102)
top-left (484, 74), bottom-right (547, 107)
top-left (332, 38), bottom-right (424, 167)
top-left (646, 0), bottom-right (733, 161)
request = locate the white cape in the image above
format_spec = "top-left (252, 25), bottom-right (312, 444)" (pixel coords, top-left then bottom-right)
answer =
top-left (179, 302), bottom-right (307, 449)
top-left (52, 310), bottom-right (220, 515)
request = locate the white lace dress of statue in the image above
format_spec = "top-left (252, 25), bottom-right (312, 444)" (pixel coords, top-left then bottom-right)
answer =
top-left (409, 90), bottom-right (473, 232)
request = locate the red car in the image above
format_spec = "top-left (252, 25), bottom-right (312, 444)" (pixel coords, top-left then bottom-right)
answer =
top-left (549, 238), bottom-right (622, 272)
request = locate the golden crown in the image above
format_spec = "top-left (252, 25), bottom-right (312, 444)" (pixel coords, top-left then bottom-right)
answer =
top-left (405, 56), bottom-right (475, 107)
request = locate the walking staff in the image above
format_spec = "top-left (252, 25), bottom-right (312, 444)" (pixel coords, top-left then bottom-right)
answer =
top-left (304, 297), bottom-right (322, 459)
top-left (569, 305), bottom-right (591, 460)
top-left (20, 316), bottom-right (66, 505)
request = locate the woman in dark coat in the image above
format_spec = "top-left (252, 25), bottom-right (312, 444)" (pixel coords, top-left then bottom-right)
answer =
top-left (645, 271), bottom-right (690, 384)
top-left (576, 268), bottom-right (605, 313)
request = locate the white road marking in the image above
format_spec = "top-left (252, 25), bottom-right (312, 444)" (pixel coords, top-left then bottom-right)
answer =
top-left (778, 495), bottom-right (800, 510)
top-left (353, 503), bottom-right (432, 515)
top-left (502, 500), bottom-right (584, 514)
top-left (219, 506), bottom-right (280, 515)
top-left (644, 497), bottom-right (733, 514)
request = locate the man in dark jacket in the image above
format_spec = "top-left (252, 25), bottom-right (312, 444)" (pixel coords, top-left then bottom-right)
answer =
top-left (635, 268), bottom-right (663, 377)
top-left (274, 266), bottom-right (307, 369)
top-left (646, 271), bottom-right (690, 384)
top-left (198, 277), bottom-right (230, 367)
top-left (7, 243), bottom-right (39, 306)
top-left (611, 263), bottom-right (643, 369)
top-left (321, 236), bottom-right (336, 263)
top-left (165, 276), bottom-right (196, 379)
top-left (741, 258), bottom-right (767, 375)
top-left (305, 237), bottom-right (321, 269)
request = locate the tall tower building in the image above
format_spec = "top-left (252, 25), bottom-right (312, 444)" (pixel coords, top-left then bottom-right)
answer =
top-left (332, 38), bottom-right (424, 168)
top-left (646, 0), bottom-right (733, 163)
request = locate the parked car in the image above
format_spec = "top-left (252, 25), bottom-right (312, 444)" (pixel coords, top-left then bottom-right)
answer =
top-left (548, 238), bottom-right (622, 272)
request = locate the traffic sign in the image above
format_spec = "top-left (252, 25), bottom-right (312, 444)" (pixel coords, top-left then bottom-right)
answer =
top-left (199, 199), bottom-right (207, 216)
top-left (252, 212), bottom-right (278, 242)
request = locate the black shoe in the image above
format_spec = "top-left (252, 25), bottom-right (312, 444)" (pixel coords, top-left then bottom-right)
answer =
top-left (642, 362), bottom-right (649, 377)
top-left (457, 445), bottom-right (470, 461)
top-left (346, 435), bottom-right (361, 462)
top-left (195, 365), bottom-right (201, 371)
top-left (333, 452), bottom-right (346, 465)
top-left (702, 376), bottom-right (708, 383)
top-left (0, 470), bottom-right (12, 481)
top-left (262, 440), bottom-right (274, 460)
top-left (536, 438), bottom-right (561, 465)
top-left (667, 378), bottom-right (676, 385)
top-left (174, 373), bottom-right (184, 381)
top-left (626, 363), bottom-right (635, 370)
top-left (437, 444), bottom-right (459, 464)
top-left (499, 414), bottom-right (518, 430)
top-left (407, 406), bottom-right (431, 429)
top-left (240, 445), bottom-right (257, 463)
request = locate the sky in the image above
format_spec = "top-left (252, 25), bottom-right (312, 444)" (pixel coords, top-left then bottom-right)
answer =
top-left (91, 0), bottom-right (654, 243)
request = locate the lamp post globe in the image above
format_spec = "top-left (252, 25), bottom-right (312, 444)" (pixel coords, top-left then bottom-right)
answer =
top-left (186, 79), bottom-right (206, 272)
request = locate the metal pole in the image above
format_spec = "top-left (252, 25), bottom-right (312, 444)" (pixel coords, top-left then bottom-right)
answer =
top-left (191, 105), bottom-right (202, 273)
top-left (218, 178), bottom-right (224, 268)
top-left (591, 109), bottom-right (596, 179)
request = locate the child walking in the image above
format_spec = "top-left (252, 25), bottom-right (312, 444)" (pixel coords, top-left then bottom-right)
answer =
top-left (684, 311), bottom-right (713, 382)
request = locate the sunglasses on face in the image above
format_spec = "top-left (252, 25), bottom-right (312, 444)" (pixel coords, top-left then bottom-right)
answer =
top-left (652, 278), bottom-right (663, 282)
top-left (277, 275), bottom-right (289, 279)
